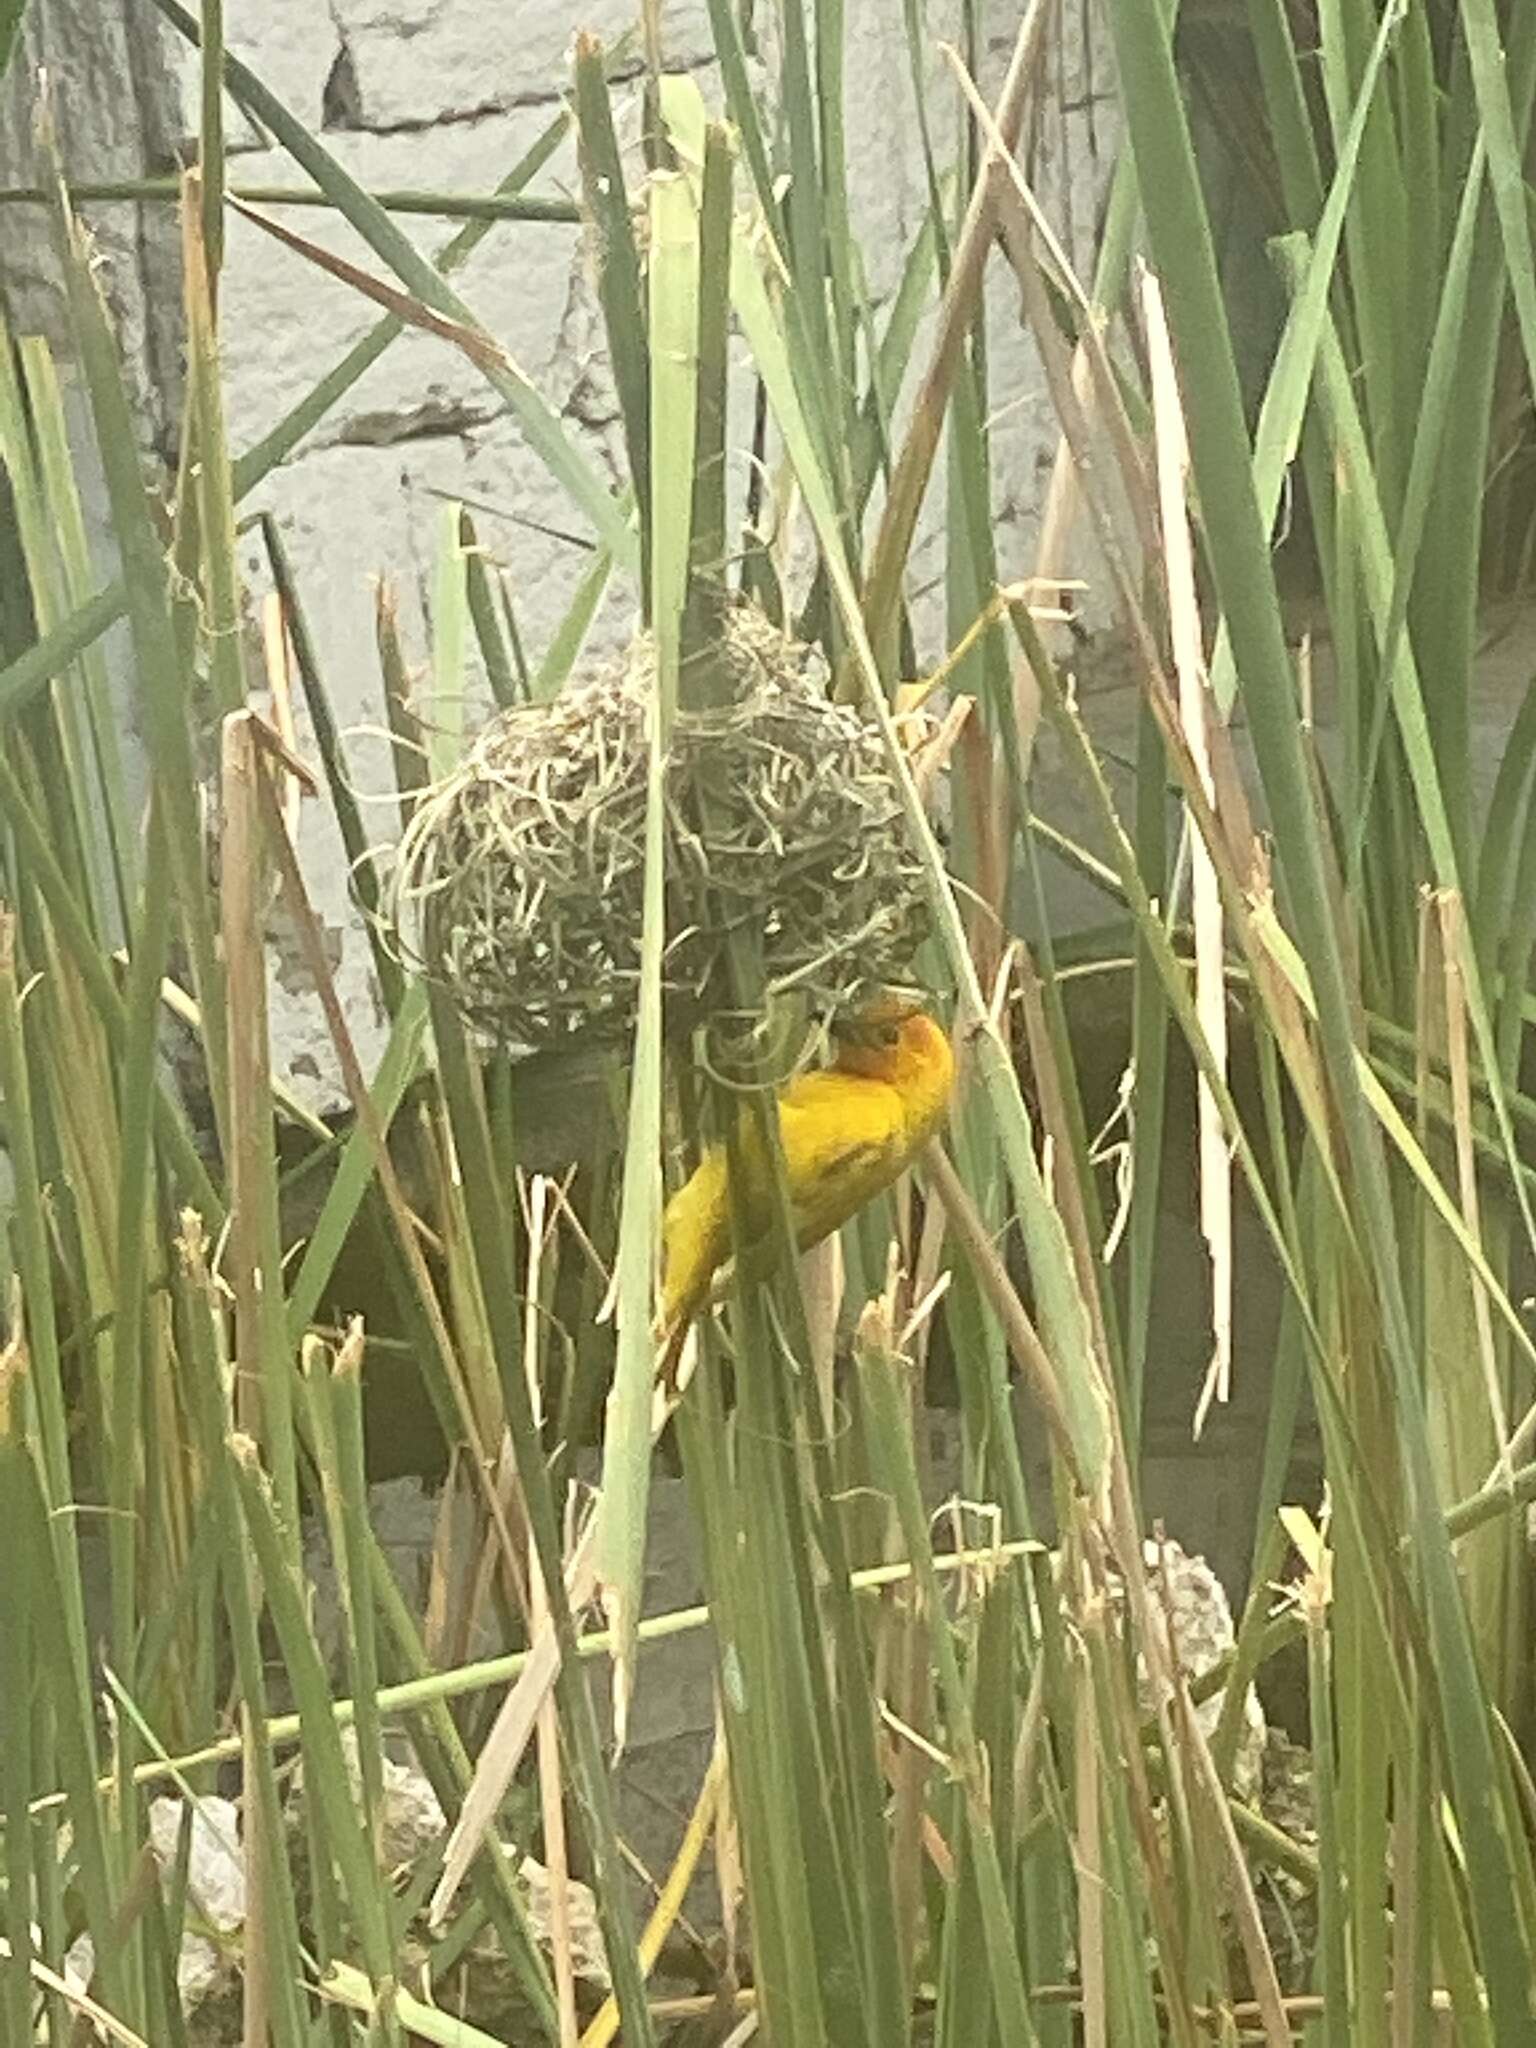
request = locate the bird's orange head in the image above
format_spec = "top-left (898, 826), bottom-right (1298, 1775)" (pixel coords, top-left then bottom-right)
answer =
top-left (831, 990), bottom-right (947, 1082)
top-left (831, 992), bottom-right (954, 1141)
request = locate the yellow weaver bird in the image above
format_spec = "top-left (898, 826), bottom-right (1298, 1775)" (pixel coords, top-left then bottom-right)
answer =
top-left (656, 993), bottom-right (955, 1386)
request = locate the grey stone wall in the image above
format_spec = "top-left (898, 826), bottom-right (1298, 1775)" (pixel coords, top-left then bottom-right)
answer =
top-left (3, 0), bottom-right (1118, 1106)
top-left (1, 0), bottom-right (183, 448)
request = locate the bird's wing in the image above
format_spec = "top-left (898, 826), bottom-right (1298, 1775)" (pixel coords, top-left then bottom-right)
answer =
top-left (667, 1072), bottom-right (913, 1308)
top-left (660, 1144), bottom-right (732, 1325)
top-left (774, 1076), bottom-right (908, 1246)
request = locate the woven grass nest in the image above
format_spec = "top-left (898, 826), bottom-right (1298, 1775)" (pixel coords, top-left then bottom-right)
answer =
top-left (389, 606), bottom-right (930, 1049)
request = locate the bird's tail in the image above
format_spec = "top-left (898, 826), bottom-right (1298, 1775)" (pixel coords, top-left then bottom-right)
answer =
top-left (655, 1313), bottom-right (692, 1397)
top-left (651, 1302), bottom-right (700, 1400)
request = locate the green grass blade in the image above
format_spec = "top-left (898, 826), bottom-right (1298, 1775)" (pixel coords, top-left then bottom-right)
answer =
top-left (595, 166), bottom-right (698, 1731)
top-left (859, 1301), bottom-right (1040, 2046)
top-left (573, 34), bottom-right (652, 606)
top-left (0, 742), bottom-right (223, 1220)
top-left (721, 166), bottom-right (1111, 1494)
top-left (107, 808), bottom-right (174, 1695)
top-left (1101, 0), bottom-right (1536, 2023)
top-left (1284, 263), bottom-right (1536, 1271)
top-left (1459, 0), bottom-right (1536, 427)
top-left (429, 500), bottom-right (468, 777)
top-left (1207, 0), bottom-right (1402, 714)
top-left (416, 1023), bottom-right (654, 2034)
top-left (1, 323), bottom-right (130, 942)
top-left (0, 580), bottom-right (123, 723)
top-left (16, 334), bottom-right (136, 925)
top-left (1339, 143), bottom-right (1487, 886)
top-left (232, 107), bottom-right (573, 487)
top-left (258, 511), bottom-right (404, 1013)
top-left (682, 125), bottom-right (734, 688)
top-left (230, 1438), bottom-right (402, 2014)
top-left (183, 178), bottom-right (244, 721)
top-left (0, 1346), bottom-right (38, 2045)
top-left (38, 109), bottom-right (230, 1130)
top-left (530, 544), bottom-right (614, 701)
top-left (702, 0), bottom-right (780, 232)
top-left (0, 918), bottom-right (93, 1700)
top-left (198, 0), bottom-right (225, 285)
top-left (176, 1226), bottom-right (309, 2046)
top-left (0, 0), bottom-right (29, 78)
top-left (460, 509), bottom-right (520, 711)
top-left (284, 982), bottom-right (427, 1345)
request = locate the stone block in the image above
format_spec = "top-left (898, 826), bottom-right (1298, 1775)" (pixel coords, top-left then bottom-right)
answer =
top-left (238, 438), bottom-right (460, 1100)
top-left (1, 3), bottom-right (181, 447)
top-left (156, 0), bottom-right (344, 154)
top-left (329, 0), bottom-right (714, 132)
top-left (215, 116), bottom-right (587, 459)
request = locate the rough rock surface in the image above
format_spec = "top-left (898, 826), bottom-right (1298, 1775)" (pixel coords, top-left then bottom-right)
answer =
top-left (0, 0), bottom-right (184, 453)
top-left (2, 0), bottom-right (1117, 1110)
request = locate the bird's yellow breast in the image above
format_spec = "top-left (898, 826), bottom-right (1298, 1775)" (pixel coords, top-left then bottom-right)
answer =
top-left (658, 1009), bottom-right (953, 1332)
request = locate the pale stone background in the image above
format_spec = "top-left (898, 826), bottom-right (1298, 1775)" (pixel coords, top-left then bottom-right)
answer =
top-left (2, 0), bottom-right (1119, 1108)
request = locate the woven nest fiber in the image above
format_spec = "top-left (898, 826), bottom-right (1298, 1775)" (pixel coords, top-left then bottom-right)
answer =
top-left (389, 607), bottom-right (930, 1049)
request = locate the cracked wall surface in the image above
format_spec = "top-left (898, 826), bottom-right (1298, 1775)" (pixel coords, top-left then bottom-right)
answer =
top-left (2, 0), bottom-right (1119, 1109)
top-left (1, 2), bottom-right (183, 452)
